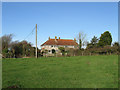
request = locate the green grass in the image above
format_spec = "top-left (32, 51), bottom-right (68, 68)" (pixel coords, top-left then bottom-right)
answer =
top-left (2, 55), bottom-right (118, 88)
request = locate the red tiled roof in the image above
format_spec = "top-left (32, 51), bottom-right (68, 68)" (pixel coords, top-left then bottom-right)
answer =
top-left (41, 39), bottom-right (78, 46)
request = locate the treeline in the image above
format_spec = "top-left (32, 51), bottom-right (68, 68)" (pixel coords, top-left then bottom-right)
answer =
top-left (1, 34), bottom-right (41, 58)
top-left (1, 31), bottom-right (119, 58)
top-left (66, 31), bottom-right (119, 56)
top-left (66, 43), bottom-right (119, 56)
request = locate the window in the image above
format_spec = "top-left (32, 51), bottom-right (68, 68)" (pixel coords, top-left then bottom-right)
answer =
top-left (65, 46), bottom-right (67, 48)
top-left (51, 45), bottom-right (53, 47)
top-left (52, 49), bottom-right (56, 54)
top-left (48, 50), bottom-right (51, 52)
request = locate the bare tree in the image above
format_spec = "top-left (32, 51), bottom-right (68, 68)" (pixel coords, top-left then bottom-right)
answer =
top-left (2, 34), bottom-right (13, 50)
top-left (77, 32), bottom-right (87, 50)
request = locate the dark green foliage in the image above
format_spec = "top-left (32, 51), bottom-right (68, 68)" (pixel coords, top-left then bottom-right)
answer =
top-left (58, 47), bottom-right (66, 56)
top-left (1, 31), bottom-right (118, 58)
top-left (112, 42), bottom-right (119, 54)
top-left (91, 36), bottom-right (98, 46)
top-left (1, 34), bottom-right (41, 58)
top-left (2, 48), bottom-right (9, 58)
top-left (113, 42), bottom-right (119, 47)
top-left (98, 31), bottom-right (112, 47)
top-left (86, 36), bottom-right (98, 50)
top-left (86, 43), bottom-right (93, 49)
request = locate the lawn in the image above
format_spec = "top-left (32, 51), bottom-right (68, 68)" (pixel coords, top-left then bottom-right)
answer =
top-left (2, 55), bottom-right (118, 88)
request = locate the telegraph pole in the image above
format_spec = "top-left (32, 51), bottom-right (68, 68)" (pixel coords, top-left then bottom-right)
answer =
top-left (36, 24), bottom-right (37, 58)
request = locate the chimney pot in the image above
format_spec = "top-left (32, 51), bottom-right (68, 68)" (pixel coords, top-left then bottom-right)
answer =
top-left (49, 37), bottom-right (50, 40)
top-left (55, 36), bottom-right (57, 39)
top-left (74, 38), bottom-right (76, 42)
top-left (55, 36), bottom-right (57, 42)
top-left (59, 37), bottom-right (60, 39)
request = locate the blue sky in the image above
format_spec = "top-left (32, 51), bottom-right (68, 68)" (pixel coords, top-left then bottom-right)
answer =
top-left (2, 2), bottom-right (118, 48)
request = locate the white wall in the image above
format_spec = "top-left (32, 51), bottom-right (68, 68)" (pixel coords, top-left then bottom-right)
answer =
top-left (41, 45), bottom-right (75, 50)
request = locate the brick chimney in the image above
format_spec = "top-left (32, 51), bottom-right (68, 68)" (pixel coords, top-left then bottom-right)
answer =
top-left (55, 36), bottom-right (57, 40)
top-left (55, 36), bottom-right (57, 42)
top-left (49, 37), bottom-right (50, 40)
top-left (74, 38), bottom-right (76, 42)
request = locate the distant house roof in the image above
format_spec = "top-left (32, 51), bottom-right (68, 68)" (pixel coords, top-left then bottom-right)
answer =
top-left (41, 37), bottom-right (78, 46)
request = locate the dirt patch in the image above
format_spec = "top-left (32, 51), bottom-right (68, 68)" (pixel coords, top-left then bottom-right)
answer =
top-left (7, 85), bottom-right (20, 88)
top-left (86, 61), bottom-right (91, 66)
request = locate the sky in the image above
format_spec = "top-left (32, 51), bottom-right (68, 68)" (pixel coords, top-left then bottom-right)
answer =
top-left (2, 2), bottom-right (118, 48)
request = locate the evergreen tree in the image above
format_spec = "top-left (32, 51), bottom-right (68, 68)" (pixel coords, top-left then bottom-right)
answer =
top-left (98, 31), bottom-right (112, 47)
top-left (91, 36), bottom-right (98, 46)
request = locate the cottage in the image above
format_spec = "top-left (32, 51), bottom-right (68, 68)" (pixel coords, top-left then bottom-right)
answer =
top-left (41, 36), bottom-right (78, 56)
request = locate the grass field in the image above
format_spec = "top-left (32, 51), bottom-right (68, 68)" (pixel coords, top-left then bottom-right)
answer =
top-left (2, 55), bottom-right (118, 88)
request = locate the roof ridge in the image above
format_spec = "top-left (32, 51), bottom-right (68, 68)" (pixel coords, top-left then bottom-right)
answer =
top-left (49, 39), bottom-right (74, 40)
top-left (41, 38), bottom-right (78, 46)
